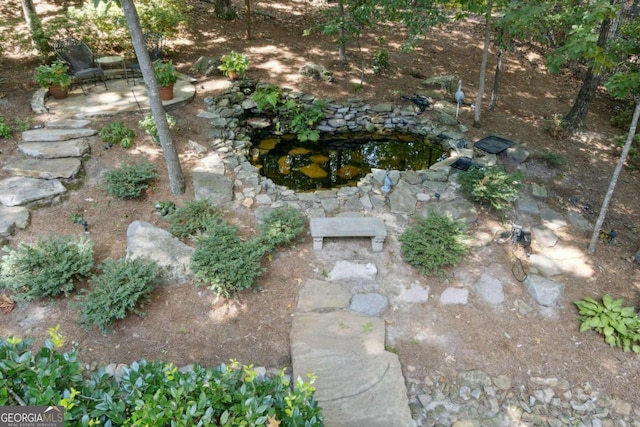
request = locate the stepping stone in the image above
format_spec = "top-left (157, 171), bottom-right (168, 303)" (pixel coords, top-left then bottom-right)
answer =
top-left (291, 311), bottom-right (412, 427)
top-left (328, 261), bottom-right (377, 282)
top-left (539, 208), bottom-right (567, 230)
top-left (18, 139), bottom-right (91, 158)
top-left (21, 128), bottom-right (96, 142)
top-left (0, 176), bottom-right (67, 206)
top-left (0, 205), bottom-right (30, 238)
top-left (400, 282), bottom-right (429, 303)
top-left (350, 293), bottom-right (388, 316)
top-left (297, 279), bottom-right (350, 312)
top-left (192, 171), bottom-right (233, 205)
top-left (516, 197), bottom-right (539, 215)
top-left (126, 221), bottom-right (194, 285)
top-left (525, 274), bottom-right (564, 307)
top-left (439, 287), bottom-right (469, 305)
top-left (532, 226), bottom-right (558, 248)
top-left (3, 158), bottom-right (82, 179)
top-left (46, 119), bottom-right (92, 129)
top-left (475, 273), bottom-right (504, 305)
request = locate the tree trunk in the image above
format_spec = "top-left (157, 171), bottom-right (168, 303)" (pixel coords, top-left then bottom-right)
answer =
top-left (489, 48), bottom-right (502, 111)
top-left (120, 0), bottom-right (185, 195)
top-left (473, 0), bottom-right (493, 127)
top-left (245, 0), bottom-right (252, 40)
top-left (588, 100), bottom-right (640, 254)
top-left (214, 0), bottom-right (236, 20)
top-left (338, 0), bottom-right (346, 64)
top-left (563, 15), bottom-right (612, 132)
top-left (21, 0), bottom-right (46, 55)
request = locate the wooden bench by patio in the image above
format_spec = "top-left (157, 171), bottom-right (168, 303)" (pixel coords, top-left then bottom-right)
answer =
top-left (310, 217), bottom-right (387, 252)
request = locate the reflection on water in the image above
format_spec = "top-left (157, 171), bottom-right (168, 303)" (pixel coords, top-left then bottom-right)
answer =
top-left (250, 133), bottom-right (445, 192)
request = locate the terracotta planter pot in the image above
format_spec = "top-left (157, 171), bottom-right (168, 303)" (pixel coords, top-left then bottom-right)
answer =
top-left (48, 84), bottom-right (69, 99)
top-left (159, 85), bottom-right (174, 101)
top-left (227, 70), bottom-right (239, 81)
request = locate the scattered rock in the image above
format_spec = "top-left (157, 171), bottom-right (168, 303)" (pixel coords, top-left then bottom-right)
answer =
top-left (524, 274), bottom-right (564, 307)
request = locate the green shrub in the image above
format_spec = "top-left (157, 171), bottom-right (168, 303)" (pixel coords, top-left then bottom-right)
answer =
top-left (0, 332), bottom-right (323, 425)
top-left (99, 121), bottom-right (135, 149)
top-left (575, 295), bottom-right (640, 353)
top-left (166, 199), bottom-right (223, 238)
top-left (456, 165), bottom-right (523, 211)
top-left (257, 207), bottom-right (306, 251)
top-left (252, 84), bottom-right (283, 112)
top-left (138, 113), bottom-right (177, 143)
top-left (74, 258), bottom-right (158, 334)
top-left (0, 116), bottom-right (13, 138)
top-left (284, 99), bottom-right (327, 142)
top-left (103, 160), bottom-right (158, 199)
top-left (0, 235), bottom-right (94, 301)
top-left (399, 212), bottom-right (468, 275)
top-left (372, 48), bottom-right (390, 75)
top-left (191, 221), bottom-right (265, 296)
top-left (533, 151), bottom-right (568, 168)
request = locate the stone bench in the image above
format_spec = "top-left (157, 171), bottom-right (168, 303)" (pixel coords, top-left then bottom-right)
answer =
top-left (310, 217), bottom-right (387, 252)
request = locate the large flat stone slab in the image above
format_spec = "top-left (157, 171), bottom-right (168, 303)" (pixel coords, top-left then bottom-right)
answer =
top-left (18, 139), bottom-right (91, 158)
top-left (21, 128), bottom-right (96, 142)
top-left (0, 205), bottom-right (30, 238)
top-left (192, 171), bottom-right (234, 206)
top-left (3, 158), bottom-right (82, 179)
top-left (126, 220), bottom-right (194, 285)
top-left (291, 311), bottom-right (412, 427)
top-left (46, 119), bottom-right (92, 129)
top-left (0, 176), bottom-right (67, 206)
top-left (297, 279), bottom-right (350, 312)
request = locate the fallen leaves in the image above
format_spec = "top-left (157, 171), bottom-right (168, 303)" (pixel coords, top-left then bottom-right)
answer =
top-left (1, 294), bottom-right (15, 314)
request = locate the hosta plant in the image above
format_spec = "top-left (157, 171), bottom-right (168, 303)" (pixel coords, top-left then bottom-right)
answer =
top-left (574, 294), bottom-right (640, 352)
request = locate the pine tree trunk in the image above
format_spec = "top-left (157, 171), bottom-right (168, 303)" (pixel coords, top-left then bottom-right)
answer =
top-left (489, 48), bottom-right (502, 111)
top-left (245, 0), bottom-right (252, 40)
top-left (21, 0), bottom-right (45, 55)
top-left (588, 100), bottom-right (640, 254)
top-left (563, 15), bottom-right (612, 132)
top-left (473, 0), bottom-right (493, 127)
top-left (338, 0), bottom-right (346, 64)
top-left (120, 0), bottom-right (185, 195)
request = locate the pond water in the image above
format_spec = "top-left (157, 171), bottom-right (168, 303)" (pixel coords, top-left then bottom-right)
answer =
top-left (249, 133), bottom-right (445, 192)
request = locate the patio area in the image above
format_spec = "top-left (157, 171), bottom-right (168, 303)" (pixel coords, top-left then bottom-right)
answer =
top-left (32, 74), bottom-right (196, 118)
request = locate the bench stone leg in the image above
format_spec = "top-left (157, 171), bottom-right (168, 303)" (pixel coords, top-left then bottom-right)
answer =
top-left (313, 237), bottom-right (324, 251)
top-left (371, 236), bottom-right (385, 252)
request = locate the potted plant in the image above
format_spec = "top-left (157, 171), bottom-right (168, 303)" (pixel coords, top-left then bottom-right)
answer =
top-left (34, 60), bottom-right (72, 99)
top-left (218, 51), bottom-right (248, 81)
top-left (153, 60), bottom-right (178, 100)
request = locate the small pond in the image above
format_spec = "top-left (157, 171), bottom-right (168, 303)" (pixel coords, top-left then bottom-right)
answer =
top-left (249, 132), bottom-right (445, 192)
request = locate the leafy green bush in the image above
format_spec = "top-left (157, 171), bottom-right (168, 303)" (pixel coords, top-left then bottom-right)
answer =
top-left (399, 212), bottom-right (468, 275)
top-left (165, 199), bottom-right (223, 238)
top-left (575, 294), bottom-right (640, 353)
top-left (252, 84), bottom-right (283, 112)
top-left (282, 99), bottom-right (327, 143)
top-left (257, 207), bottom-right (306, 251)
top-left (456, 165), bottom-right (523, 211)
top-left (103, 160), bottom-right (158, 199)
top-left (0, 116), bottom-right (13, 138)
top-left (1, 332), bottom-right (323, 425)
top-left (138, 113), bottom-right (177, 143)
top-left (191, 220), bottom-right (265, 296)
top-left (372, 48), bottom-right (390, 75)
top-left (100, 121), bottom-right (135, 149)
top-left (74, 258), bottom-right (158, 334)
top-left (0, 235), bottom-right (94, 301)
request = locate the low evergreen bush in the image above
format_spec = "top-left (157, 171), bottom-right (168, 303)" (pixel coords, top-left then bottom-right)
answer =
top-left (103, 160), bottom-right (158, 199)
top-left (0, 235), bottom-right (94, 301)
top-left (0, 115), bottom-right (13, 138)
top-left (165, 199), bottom-right (223, 238)
top-left (0, 332), bottom-right (323, 425)
top-left (399, 212), bottom-right (468, 275)
top-left (257, 207), bottom-right (306, 251)
top-left (191, 221), bottom-right (265, 296)
top-left (456, 165), bottom-right (523, 211)
top-left (74, 258), bottom-right (158, 334)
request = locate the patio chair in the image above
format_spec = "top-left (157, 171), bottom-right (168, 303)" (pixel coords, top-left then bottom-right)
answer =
top-left (129, 32), bottom-right (165, 85)
top-left (53, 38), bottom-right (107, 95)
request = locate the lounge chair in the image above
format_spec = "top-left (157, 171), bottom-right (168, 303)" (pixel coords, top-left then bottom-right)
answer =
top-left (54, 38), bottom-right (107, 95)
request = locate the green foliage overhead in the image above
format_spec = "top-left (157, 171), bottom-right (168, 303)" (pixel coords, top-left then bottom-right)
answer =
top-left (399, 212), bottom-right (468, 276)
top-left (575, 295), bottom-right (640, 353)
top-left (74, 258), bottom-right (158, 334)
top-left (456, 165), bottom-right (523, 211)
top-left (0, 332), bottom-right (323, 425)
top-left (0, 235), bottom-right (94, 301)
top-left (165, 199), bottom-right (224, 239)
top-left (103, 160), bottom-right (158, 199)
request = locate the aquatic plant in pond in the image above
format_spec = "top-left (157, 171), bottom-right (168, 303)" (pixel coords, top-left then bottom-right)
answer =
top-left (250, 132), bottom-right (445, 191)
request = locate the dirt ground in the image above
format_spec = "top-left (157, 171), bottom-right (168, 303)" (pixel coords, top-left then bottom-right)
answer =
top-left (2, 0), bottom-right (640, 408)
